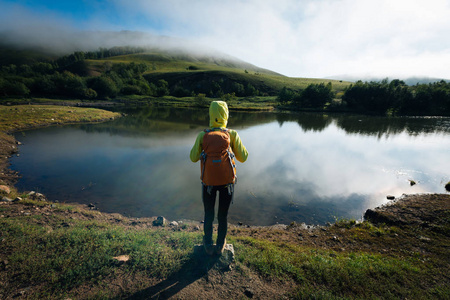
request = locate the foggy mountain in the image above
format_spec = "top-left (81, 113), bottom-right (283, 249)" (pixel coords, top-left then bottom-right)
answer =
top-left (326, 74), bottom-right (450, 86)
top-left (0, 29), bottom-right (282, 76)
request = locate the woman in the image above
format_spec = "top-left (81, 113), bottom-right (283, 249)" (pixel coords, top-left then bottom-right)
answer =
top-left (190, 101), bottom-right (248, 255)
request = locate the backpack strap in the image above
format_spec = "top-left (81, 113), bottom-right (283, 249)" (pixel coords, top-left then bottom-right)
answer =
top-left (200, 151), bottom-right (207, 181)
top-left (204, 127), bottom-right (229, 133)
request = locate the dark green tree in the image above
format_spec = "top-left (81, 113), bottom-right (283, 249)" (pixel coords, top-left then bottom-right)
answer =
top-left (277, 86), bottom-right (295, 104)
top-left (156, 79), bottom-right (170, 96)
top-left (88, 76), bottom-right (119, 98)
top-left (295, 82), bottom-right (333, 108)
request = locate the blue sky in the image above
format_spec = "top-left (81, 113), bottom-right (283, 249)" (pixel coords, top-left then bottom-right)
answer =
top-left (1, 0), bottom-right (450, 80)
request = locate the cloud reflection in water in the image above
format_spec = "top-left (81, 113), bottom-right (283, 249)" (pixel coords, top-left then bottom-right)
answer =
top-left (10, 109), bottom-right (450, 225)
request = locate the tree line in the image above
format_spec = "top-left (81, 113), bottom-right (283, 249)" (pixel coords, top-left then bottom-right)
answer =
top-left (0, 47), bottom-right (261, 100)
top-left (1, 47), bottom-right (449, 116)
top-left (277, 79), bottom-right (450, 116)
top-left (0, 60), bottom-right (167, 99)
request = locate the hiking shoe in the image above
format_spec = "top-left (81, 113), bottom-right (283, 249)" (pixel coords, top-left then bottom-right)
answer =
top-left (215, 238), bottom-right (226, 255)
top-left (203, 237), bottom-right (214, 256)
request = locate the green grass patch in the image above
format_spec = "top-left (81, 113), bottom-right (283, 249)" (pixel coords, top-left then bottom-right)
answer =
top-left (0, 105), bottom-right (121, 132)
top-left (1, 199), bottom-right (448, 298)
top-left (233, 236), bottom-right (444, 299)
top-left (0, 214), bottom-right (202, 297)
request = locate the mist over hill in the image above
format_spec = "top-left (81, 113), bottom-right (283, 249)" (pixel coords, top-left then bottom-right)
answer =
top-left (326, 74), bottom-right (450, 86)
top-left (0, 30), bottom-right (281, 76)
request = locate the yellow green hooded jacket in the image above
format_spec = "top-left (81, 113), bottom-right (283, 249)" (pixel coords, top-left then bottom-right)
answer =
top-left (190, 101), bottom-right (248, 164)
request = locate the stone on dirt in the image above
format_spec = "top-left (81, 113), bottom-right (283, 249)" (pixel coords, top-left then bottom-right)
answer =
top-left (152, 216), bottom-right (167, 227)
top-left (113, 255), bottom-right (130, 263)
top-left (0, 185), bottom-right (10, 194)
top-left (193, 243), bottom-right (235, 271)
top-left (27, 191), bottom-right (46, 201)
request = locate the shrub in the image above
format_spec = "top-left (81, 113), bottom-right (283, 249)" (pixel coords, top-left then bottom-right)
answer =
top-left (222, 92), bottom-right (237, 103)
top-left (89, 76), bottom-right (119, 98)
top-left (2, 81), bottom-right (30, 96)
top-left (194, 93), bottom-right (210, 107)
top-left (277, 87), bottom-right (295, 104)
top-left (121, 85), bottom-right (142, 95)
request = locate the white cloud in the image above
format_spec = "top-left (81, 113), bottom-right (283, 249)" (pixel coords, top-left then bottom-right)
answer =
top-left (2, 0), bottom-right (450, 79)
top-left (103, 0), bottom-right (450, 78)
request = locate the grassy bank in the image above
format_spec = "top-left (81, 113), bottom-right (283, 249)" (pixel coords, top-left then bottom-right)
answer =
top-left (1, 95), bottom-right (277, 111)
top-left (0, 105), bottom-right (121, 132)
top-left (0, 194), bottom-right (448, 299)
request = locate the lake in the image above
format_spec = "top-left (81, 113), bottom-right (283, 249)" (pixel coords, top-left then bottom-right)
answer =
top-left (10, 107), bottom-right (450, 225)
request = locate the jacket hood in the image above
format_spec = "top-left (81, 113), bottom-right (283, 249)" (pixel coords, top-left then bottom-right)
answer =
top-left (209, 101), bottom-right (228, 128)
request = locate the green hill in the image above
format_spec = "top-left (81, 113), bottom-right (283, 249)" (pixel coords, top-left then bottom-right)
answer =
top-left (94, 51), bottom-right (350, 96)
top-left (0, 41), bottom-right (351, 103)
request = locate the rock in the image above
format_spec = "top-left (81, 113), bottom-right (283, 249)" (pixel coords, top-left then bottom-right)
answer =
top-left (217, 244), bottom-right (235, 270)
top-left (113, 255), bottom-right (130, 263)
top-left (27, 191), bottom-right (46, 200)
top-left (244, 288), bottom-right (255, 298)
top-left (153, 216), bottom-right (167, 227)
top-left (1, 197), bottom-right (12, 202)
top-left (193, 244), bottom-right (235, 271)
top-left (169, 221), bottom-right (179, 227)
top-left (0, 185), bottom-right (10, 194)
top-left (387, 195), bottom-right (395, 200)
top-left (409, 180), bottom-right (416, 186)
top-left (365, 194), bottom-right (450, 226)
top-left (35, 193), bottom-right (46, 200)
top-left (418, 235), bottom-right (431, 242)
top-left (13, 197), bottom-right (22, 202)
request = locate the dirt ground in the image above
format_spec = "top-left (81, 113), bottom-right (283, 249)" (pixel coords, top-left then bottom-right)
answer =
top-left (0, 132), bottom-right (20, 187)
top-left (1, 192), bottom-right (449, 299)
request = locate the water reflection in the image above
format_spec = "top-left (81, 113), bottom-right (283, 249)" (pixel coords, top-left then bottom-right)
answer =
top-left (10, 107), bottom-right (450, 225)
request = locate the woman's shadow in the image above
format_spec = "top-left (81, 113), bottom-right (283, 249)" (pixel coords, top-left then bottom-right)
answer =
top-left (125, 246), bottom-right (231, 299)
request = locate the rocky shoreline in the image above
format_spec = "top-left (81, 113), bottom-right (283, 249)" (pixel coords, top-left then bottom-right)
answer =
top-left (0, 132), bottom-right (21, 189)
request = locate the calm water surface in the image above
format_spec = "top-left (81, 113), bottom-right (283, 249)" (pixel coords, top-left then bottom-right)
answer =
top-left (10, 107), bottom-right (450, 225)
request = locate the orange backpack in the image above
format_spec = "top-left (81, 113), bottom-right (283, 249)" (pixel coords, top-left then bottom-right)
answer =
top-left (200, 128), bottom-right (236, 186)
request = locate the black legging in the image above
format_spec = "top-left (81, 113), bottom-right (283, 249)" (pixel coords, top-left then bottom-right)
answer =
top-left (202, 185), bottom-right (233, 245)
